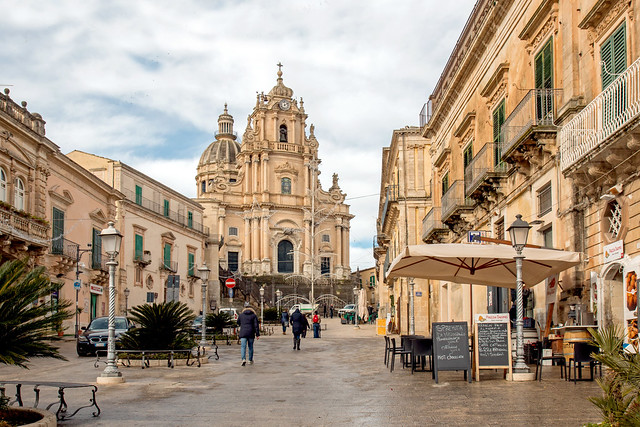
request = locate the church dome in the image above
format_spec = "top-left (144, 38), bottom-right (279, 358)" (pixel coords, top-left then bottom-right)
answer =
top-left (268, 67), bottom-right (293, 99)
top-left (198, 104), bottom-right (241, 166)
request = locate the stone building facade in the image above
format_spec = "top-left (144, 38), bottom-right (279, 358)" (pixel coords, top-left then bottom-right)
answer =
top-left (195, 68), bottom-right (353, 304)
top-left (377, 0), bottom-right (640, 339)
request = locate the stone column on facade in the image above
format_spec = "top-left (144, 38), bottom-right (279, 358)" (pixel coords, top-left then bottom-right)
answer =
top-left (244, 216), bottom-right (250, 271)
top-left (217, 207), bottom-right (225, 238)
top-left (261, 154), bottom-right (269, 193)
top-left (336, 222), bottom-right (343, 270)
top-left (262, 208), bottom-right (270, 272)
top-left (343, 224), bottom-right (350, 275)
top-left (252, 157), bottom-right (259, 194)
top-left (303, 160), bottom-right (309, 202)
top-left (244, 157), bottom-right (251, 195)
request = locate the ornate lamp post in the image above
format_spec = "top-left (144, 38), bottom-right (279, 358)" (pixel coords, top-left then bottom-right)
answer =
top-left (198, 263), bottom-right (210, 349)
top-left (74, 245), bottom-right (92, 338)
top-left (353, 286), bottom-right (359, 329)
top-left (123, 288), bottom-right (130, 315)
top-left (97, 221), bottom-right (123, 384)
top-left (260, 285), bottom-right (265, 326)
top-left (507, 214), bottom-right (532, 372)
top-left (276, 289), bottom-right (282, 314)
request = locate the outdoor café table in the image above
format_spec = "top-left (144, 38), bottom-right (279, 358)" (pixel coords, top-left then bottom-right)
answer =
top-left (401, 335), bottom-right (425, 369)
top-left (409, 337), bottom-right (433, 374)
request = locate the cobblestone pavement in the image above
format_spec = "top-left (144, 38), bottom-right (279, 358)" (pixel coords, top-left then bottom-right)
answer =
top-left (0, 317), bottom-right (602, 426)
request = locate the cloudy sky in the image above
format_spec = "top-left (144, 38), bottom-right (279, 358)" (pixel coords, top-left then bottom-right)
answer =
top-left (2, 0), bottom-right (476, 270)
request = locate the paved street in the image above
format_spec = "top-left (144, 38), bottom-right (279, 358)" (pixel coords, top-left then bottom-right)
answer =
top-left (0, 317), bottom-right (602, 426)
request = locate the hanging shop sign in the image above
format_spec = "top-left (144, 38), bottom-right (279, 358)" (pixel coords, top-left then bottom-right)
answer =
top-left (604, 240), bottom-right (624, 263)
top-left (89, 284), bottom-right (103, 295)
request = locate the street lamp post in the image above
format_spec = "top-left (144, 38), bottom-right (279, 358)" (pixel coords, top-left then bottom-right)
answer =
top-left (198, 263), bottom-right (210, 349)
top-left (507, 214), bottom-right (532, 372)
top-left (276, 289), bottom-right (282, 314)
top-left (123, 288), bottom-right (130, 315)
top-left (260, 285), bottom-right (265, 327)
top-left (409, 279), bottom-right (415, 335)
top-left (353, 286), bottom-right (359, 329)
top-left (97, 221), bottom-right (123, 384)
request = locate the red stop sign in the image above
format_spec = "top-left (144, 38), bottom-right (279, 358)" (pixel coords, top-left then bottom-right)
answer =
top-left (225, 278), bottom-right (236, 289)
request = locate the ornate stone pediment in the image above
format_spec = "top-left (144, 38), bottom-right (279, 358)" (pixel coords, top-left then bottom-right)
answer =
top-left (518, 0), bottom-right (559, 54)
top-left (274, 161), bottom-right (298, 176)
top-left (580, 0), bottom-right (632, 46)
top-left (48, 186), bottom-right (74, 206)
top-left (480, 63), bottom-right (509, 110)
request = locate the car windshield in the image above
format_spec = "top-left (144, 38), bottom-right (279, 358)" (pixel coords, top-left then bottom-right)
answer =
top-left (89, 318), bottom-right (128, 330)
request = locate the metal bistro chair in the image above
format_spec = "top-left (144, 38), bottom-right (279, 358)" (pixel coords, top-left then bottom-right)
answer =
top-left (567, 342), bottom-right (602, 384)
top-left (534, 340), bottom-right (566, 381)
top-left (384, 336), bottom-right (393, 366)
top-left (389, 337), bottom-right (413, 372)
top-left (411, 338), bottom-right (433, 375)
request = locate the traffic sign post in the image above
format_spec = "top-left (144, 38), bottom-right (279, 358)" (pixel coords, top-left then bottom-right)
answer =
top-left (74, 280), bottom-right (82, 290)
top-left (225, 278), bottom-right (236, 288)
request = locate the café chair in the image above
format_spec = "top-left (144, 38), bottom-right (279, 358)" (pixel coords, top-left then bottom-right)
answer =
top-left (389, 337), bottom-right (412, 372)
top-left (567, 342), bottom-right (601, 384)
top-left (411, 338), bottom-right (433, 374)
top-left (534, 340), bottom-right (566, 381)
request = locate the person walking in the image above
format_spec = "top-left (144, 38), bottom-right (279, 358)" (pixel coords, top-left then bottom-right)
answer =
top-left (237, 301), bottom-right (260, 366)
top-left (330, 305), bottom-right (334, 319)
top-left (289, 308), bottom-right (309, 350)
top-left (312, 311), bottom-right (321, 338)
top-left (323, 304), bottom-right (327, 318)
top-left (281, 309), bottom-right (289, 335)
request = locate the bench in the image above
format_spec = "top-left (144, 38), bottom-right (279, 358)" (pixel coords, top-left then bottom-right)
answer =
top-left (0, 381), bottom-right (100, 421)
top-left (94, 347), bottom-right (210, 369)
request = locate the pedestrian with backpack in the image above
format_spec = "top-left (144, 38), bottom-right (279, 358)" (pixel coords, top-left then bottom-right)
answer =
top-left (312, 311), bottom-right (321, 338)
top-left (237, 301), bottom-right (260, 366)
top-left (289, 308), bottom-right (308, 350)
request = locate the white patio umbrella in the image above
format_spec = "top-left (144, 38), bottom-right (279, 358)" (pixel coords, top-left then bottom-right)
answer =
top-left (387, 243), bottom-right (581, 288)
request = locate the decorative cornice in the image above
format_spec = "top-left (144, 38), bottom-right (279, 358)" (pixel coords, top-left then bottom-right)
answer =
top-left (580, 0), bottom-right (632, 46)
top-left (518, 0), bottom-right (558, 41)
top-left (48, 187), bottom-right (74, 206)
top-left (480, 63), bottom-right (509, 98)
top-left (453, 112), bottom-right (476, 138)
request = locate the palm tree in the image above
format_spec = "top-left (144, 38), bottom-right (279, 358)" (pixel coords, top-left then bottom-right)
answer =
top-left (205, 311), bottom-right (235, 335)
top-left (119, 301), bottom-right (196, 350)
top-left (0, 258), bottom-right (72, 368)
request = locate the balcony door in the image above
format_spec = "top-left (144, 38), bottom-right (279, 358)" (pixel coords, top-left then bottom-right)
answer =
top-left (535, 38), bottom-right (554, 123)
top-left (601, 23), bottom-right (627, 125)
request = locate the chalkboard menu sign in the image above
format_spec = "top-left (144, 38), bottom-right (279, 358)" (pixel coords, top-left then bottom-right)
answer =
top-left (432, 321), bottom-right (471, 384)
top-left (474, 313), bottom-right (512, 381)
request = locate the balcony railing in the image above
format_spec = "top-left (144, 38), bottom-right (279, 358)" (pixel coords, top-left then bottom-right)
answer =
top-left (441, 180), bottom-right (474, 221)
top-left (50, 237), bottom-right (79, 259)
top-left (464, 143), bottom-right (508, 196)
top-left (501, 88), bottom-right (562, 158)
top-left (379, 185), bottom-right (398, 228)
top-left (419, 100), bottom-right (433, 128)
top-left (160, 259), bottom-right (178, 273)
top-left (0, 206), bottom-right (49, 243)
top-left (560, 56), bottom-right (640, 172)
top-left (122, 188), bottom-right (209, 234)
top-left (91, 252), bottom-right (109, 271)
top-left (421, 207), bottom-right (448, 242)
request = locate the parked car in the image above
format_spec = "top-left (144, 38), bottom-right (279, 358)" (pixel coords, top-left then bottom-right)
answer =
top-left (219, 308), bottom-right (239, 321)
top-left (76, 316), bottom-right (135, 356)
top-left (191, 315), bottom-right (215, 334)
top-left (338, 304), bottom-right (356, 318)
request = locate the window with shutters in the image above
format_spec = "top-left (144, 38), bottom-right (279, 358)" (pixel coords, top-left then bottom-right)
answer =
top-left (601, 23), bottom-right (627, 123)
top-left (146, 292), bottom-right (155, 303)
top-left (187, 211), bottom-right (193, 228)
top-left (542, 226), bottom-right (553, 249)
top-left (441, 172), bottom-right (449, 196)
top-left (495, 217), bottom-right (505, 241)
top-left (535, 38), bottom-right (554, 122)
top-left (135, 266), bottom-right (142, 284)
top-left (537, 182), bottom-right (552, 216)
top-left (188, 252), bottom-right (195, 277)
top-left (228, 251), bottom-right (239, 272)
top-left (163, 199), bottom-right (170, 217)
top-left (463, 142), bottom-right (473, 170)
top-left (14, 178), bottom-right (25, 211)
top-left (52, 207), bottom-right (65, 255)
top-left (92, 228), bottom-right (102, 269)
top-left (163, 243), bottom-right (171, 268)
top-left (492, 100), bottom-right (505, 165)
top-left (0, 168), bottom-right (6, 203)
top-left (135, 234), bottom-right (144, 261)
top-left (135, 185), bottom-right (142, 205)
top-left (369, 276), bottom-right (376, 287)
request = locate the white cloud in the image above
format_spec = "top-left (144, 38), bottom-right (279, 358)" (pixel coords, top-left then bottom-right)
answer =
top-left (2, 0), bottom-right (476, 271)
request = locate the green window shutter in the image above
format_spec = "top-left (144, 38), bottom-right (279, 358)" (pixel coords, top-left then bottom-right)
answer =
top-left (188, 211), bottom-right (193, 228)
top-left (601, 23), bottom-right (626, 89)
top-left (441, 172), bottom-right (449, 195)
top-left (163, 243), bottom-right (171, 267)
top-left (52, 207), bottom-right (65, 254)
top-left (135, 234), bottom-right (143, 260)
top-left (535, 39), bottom-right (553, 90)
top-left (135, 185), bottom-right (142, 205)
top-left (163, 200), bottom-right (169, 217)
top-left (463, 143), bottom-right (473, 170)
top-left (188, 253), bottom-right (194, 276)
top-left (92, 228), bottom-right (102, 269)
top-left (493, 101), bottom-right (505, 165)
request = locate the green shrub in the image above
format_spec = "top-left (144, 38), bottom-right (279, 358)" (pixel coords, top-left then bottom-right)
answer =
top-left (264, 307), bottom-right (279, 322)
top-left (0, 258), bottom-right (72, 368)
top-left (205, 311), bottom-right (235, 334)
top-left (120, 301), bottom-right (196, 350)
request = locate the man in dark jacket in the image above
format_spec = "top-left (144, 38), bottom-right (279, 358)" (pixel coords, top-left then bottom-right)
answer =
top-left (237, 302), bottom-right (260, 366)
top-left (289, 308), bottom-right (309, 351)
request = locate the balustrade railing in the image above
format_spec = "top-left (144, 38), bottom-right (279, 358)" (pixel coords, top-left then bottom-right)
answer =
top-left (270, 142), bottom-right (304, 153)
top-left (441, 180), bottom-right (474, 220)
top-left (419, 100), bottom-right (433, 128)
top-left (464, 143), bottom-right (508, 195)
top-left (421, 207), bottom-right (447, 241)
top-left (50, 237), bottom-right (79, 259)
top-left (379, 185), bottom-right (398, 228)
top-left (560, 56), bottom-right (640, 172)
top-left (0, 89), bottom-right (46, 136)
top-left (0, 206), bottom-right (49, 242)
top-left (502, 88), bottom-right (562, 157)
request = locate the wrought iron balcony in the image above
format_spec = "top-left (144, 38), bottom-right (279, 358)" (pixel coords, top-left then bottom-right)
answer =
top-left (421, 207), bottom-right (448, 242)
top-left (501, 88), bottom-right (562, 160)
top-left (441, 180), bottom-right (474, 221)
top-left (419, 100), bottom-right (433, 128)
top-left (379, 185), bottom-right (398, 229)
top-left (160, 259), bottom-right (178, 273)
top-left (560, 56), bottom-right (640, 172)
top-left (50, 237), bottom-right (79, 259)
top-left (464, 143), bottom-right (508, 197)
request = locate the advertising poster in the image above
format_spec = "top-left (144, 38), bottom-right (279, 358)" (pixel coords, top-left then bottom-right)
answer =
top-left (545, 274), bottom-right (558, 305)
top-left (623, 257), bottom-right (640, 349)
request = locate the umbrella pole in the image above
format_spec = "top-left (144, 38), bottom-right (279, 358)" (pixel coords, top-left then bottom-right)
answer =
top-left (514, 254), bottom-right (529, 372)
top-left (409, 279), bottom-right (415, 335)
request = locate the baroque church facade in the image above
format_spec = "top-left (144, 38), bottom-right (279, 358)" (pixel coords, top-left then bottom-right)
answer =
top-left (195, 67), bottom-right (352, 288)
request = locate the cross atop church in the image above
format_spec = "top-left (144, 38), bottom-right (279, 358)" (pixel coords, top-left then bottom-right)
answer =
top-left (277, 62), bottom-right (283, 72)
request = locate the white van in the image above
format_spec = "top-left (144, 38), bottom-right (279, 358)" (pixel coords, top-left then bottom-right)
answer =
top-left (288, 303), bottom-right (317, 317)
top-left (219, 307), bottom-right (239, 321)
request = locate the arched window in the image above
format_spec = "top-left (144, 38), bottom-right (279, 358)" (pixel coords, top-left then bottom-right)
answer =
top-left (14, 178), bottom-right (24, 211)
top-left (0, 168), bottom-right (6, 203)
top-left (281, 177), bottom-right (291, 194)
top-left (201, 180), bottom-right (206, 194)
top-left (277, 240), bottom-right (294, 273)
top-left (279, 124), bottom-right (288, 142)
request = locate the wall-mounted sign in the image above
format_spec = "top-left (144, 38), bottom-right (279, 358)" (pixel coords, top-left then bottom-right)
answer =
top-left (415, 291), bottom-right (423, 297)
top-left (89, 284), bottom-right (103, 295)
top-left (604, 240), bottom-right (624, 263)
